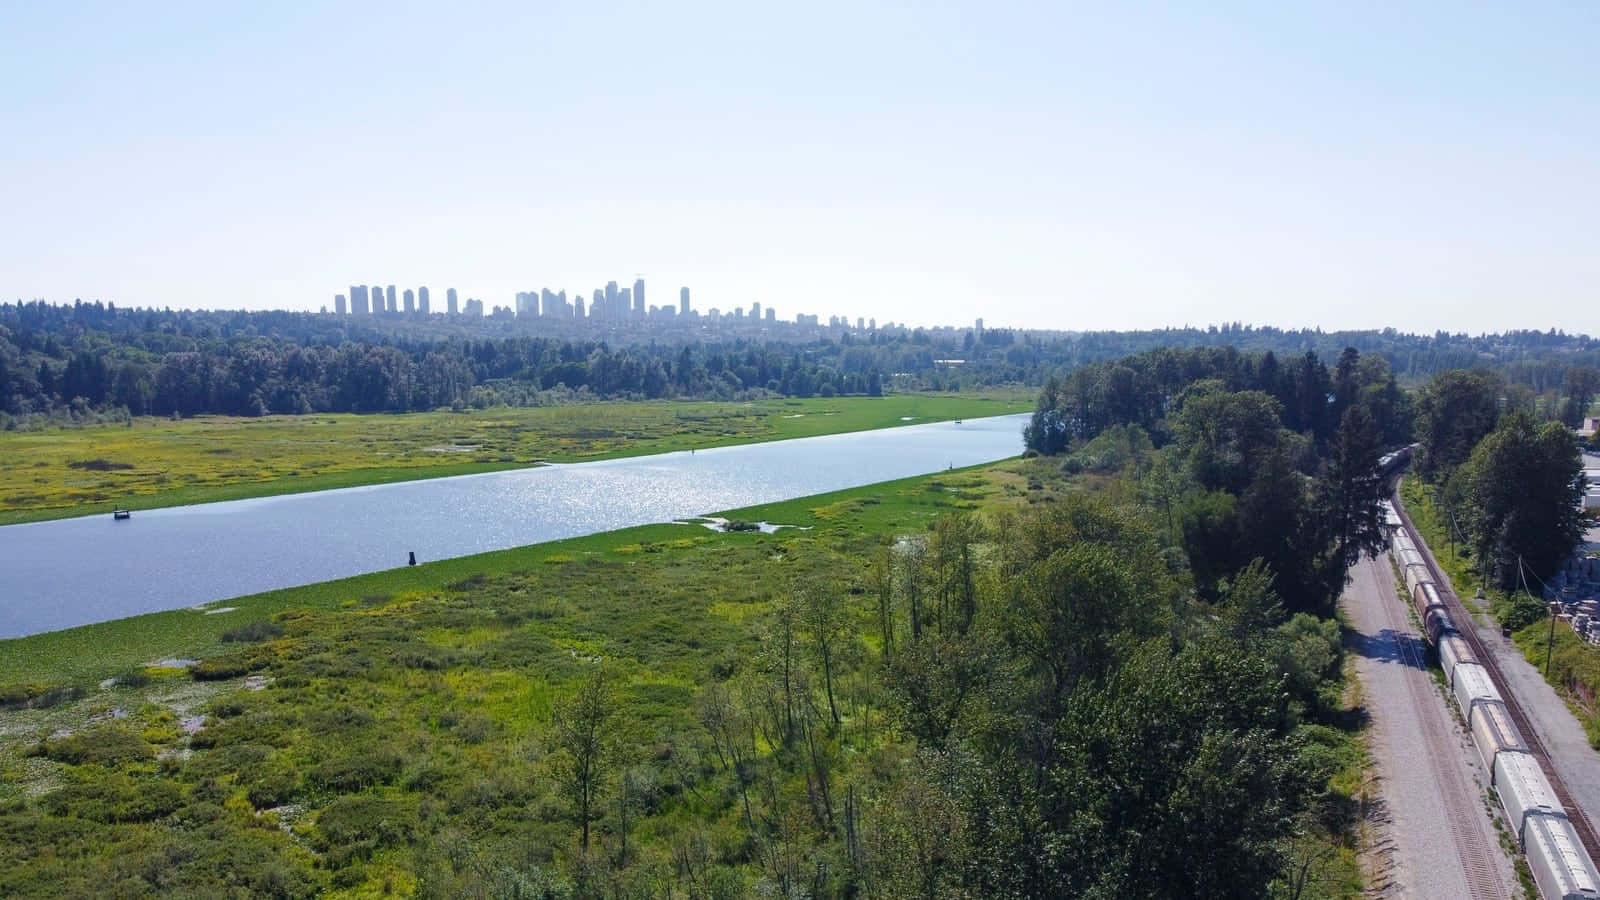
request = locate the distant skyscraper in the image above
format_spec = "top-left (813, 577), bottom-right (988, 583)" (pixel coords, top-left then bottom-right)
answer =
top-left (975, 317), bottom-right (983, 332)
top-left (679, 287), bottom-right (690, 316)
top-left (385, 285), bottom-right (396, 313)
top-left (633, 279), bottom-right (645, 318)
top-left (446, 288), bottom-right (459, 315)
top-left (619, 288), bottom-right (632, 314)
top-left (765, 308), bottom-right (775, 322)
top-left (605, 281), bottom-right (618, 317)
top-left (353, 285), bottom-right (371, 315)
top-left (403, 289), bottom-right (415, 313)
top-left (575, 295), bottom-right (586, 318)
top-left (334, 294), bottom-right (347, 315)
top-left (368, 286), bottom-right (382, 312)
top-left (418, 286), bottom-right (430, 314)
top-left (751, 302), bottom-right (761, 320)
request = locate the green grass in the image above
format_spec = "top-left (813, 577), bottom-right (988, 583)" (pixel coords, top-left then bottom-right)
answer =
top-left (0, 394), bottom-right (1031, 525)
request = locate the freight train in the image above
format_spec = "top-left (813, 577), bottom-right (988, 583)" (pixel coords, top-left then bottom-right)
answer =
top-left (1389, 515), bottom-right (1600, 898)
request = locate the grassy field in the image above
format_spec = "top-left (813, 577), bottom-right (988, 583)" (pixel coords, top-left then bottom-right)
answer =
top-left (0, 393), bottom-right (1030, 525)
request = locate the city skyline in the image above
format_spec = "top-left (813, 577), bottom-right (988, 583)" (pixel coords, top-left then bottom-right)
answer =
top-left (330, 277), bottom-right (907, 333)
top-left (1, 4), bottom-right (1596, 334)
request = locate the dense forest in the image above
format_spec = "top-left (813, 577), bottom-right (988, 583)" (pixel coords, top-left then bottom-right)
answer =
top-left (5, 300), bottom-right (1600, 427)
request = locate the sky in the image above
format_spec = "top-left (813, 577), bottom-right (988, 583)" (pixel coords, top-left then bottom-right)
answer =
top-left (0, 1), bottom-right (1595, 333)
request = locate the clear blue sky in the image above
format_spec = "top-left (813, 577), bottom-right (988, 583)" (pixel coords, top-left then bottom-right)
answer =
top-left (1, 1), bottom-right (1594, 332)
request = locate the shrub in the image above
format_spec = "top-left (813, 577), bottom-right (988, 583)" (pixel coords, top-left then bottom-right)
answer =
top-left (41, 772), bottom-right (183, 823)
top-left (309, 746), bottom-right (405, 792)
top-left (244, 766), bottom-right (301, 808)
top-left (313, 795), bottom-right (418, 859)
top-left (190, 648), bottom-right (272, 681)
top-left (36, 723), bottom-right (153, 766)
top-left (0, 682), bottom-right (86, 710)
top-left (221, 620), bottom-right (285, 643)
top-left (67, 458), bottom-right (134, 471)
top-left (1498, 592), bottom-right (1549, 632)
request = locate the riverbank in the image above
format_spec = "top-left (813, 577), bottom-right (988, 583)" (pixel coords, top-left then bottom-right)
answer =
top-left (0, 456), bottom-right (1058, 688)
top-left (0, 393), bottom-right (1030, 525)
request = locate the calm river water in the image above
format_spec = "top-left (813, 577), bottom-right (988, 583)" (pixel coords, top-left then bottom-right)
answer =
top-left (0, 414), bottom-right (1027, 637)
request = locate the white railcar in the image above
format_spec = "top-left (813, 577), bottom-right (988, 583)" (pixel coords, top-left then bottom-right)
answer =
top-left (1470, 698), bottom-right (1527, 774)
top-left (1451, 662), bottom-right (1502, 721)
top-left (1495, 750), bottom-right (1565, 848)
top-left (1525, 812), bottom-right (1600, 900)
top-left (1439, 632), bottom-right (1476, 686)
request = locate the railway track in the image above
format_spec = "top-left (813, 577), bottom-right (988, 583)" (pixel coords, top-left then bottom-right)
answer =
top-left (1392, 480), bottom-right (1600, 862)
top-left (1367, 553), bottom-right (1509, 898)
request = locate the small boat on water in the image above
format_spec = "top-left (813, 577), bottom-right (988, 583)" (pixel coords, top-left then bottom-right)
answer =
top-left (112, 509), bottom-right (131, 520)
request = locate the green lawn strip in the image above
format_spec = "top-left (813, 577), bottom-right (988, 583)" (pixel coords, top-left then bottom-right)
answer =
top-left (0, 395), bottom-right (1028, 525)
top-left (0, 464), bottom-right (1005, 689)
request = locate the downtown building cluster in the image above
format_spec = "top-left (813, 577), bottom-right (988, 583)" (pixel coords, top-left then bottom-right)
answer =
top-left (334, 284), bottom-right (472, 317)
top-left (328, 278), bottom-right (893, 335)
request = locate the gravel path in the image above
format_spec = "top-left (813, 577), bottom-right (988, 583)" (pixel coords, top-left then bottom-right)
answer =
top-left (1341, 554), bottom-right (1519, 899)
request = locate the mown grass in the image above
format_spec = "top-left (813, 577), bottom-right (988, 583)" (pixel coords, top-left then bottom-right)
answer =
top-left (0, 394), bottom-right (1030, 525)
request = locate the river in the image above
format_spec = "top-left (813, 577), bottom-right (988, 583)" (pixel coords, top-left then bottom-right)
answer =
top-left (0, 413), bottom-right (1027, 637)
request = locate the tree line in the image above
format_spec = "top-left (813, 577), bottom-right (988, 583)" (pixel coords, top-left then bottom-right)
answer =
top-left (8, 299), bottom-right (1600, 424)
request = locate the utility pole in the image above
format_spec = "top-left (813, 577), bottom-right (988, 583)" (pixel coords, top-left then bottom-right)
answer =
top-left (1531, 555), bottom-right (1558, 677)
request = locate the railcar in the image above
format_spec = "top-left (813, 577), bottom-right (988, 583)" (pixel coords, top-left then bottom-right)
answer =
top-left (1525, 811), bottom-right (1600, 899)
top-left (1451, 662), bottom-right (1503, 721)
top-left (1495, 750), bottom-right (1566, 849)
top-left (1471, 698), bottom-right (1528, 773)
top-left (1422, 605), bottom-right (1456, 644)
top-left (1438, 631), bottom-right (1477, 686)
top-left (1403, 563), bottom-right (1431, 601)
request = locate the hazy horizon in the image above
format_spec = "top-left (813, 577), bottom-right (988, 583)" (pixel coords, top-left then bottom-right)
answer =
top-left (3, 2), bottom-right (1594, 334)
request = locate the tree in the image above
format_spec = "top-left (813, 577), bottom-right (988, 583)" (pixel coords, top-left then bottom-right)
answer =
top-left (1564, 366), bottom-right (1600, 428)
top-left (1173, 384), bottom-right (1287, 493)
top-left (554, 669), bottom-right (615, 852)
top-left (800, 584), bottom-right (846, 728)
top-left (1457, 411), bottom-right (1585, 588)
top-left (1415, 369), bottom-right (1502, 482)
top-left (1318, 405), bottom-right (1387, 573)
